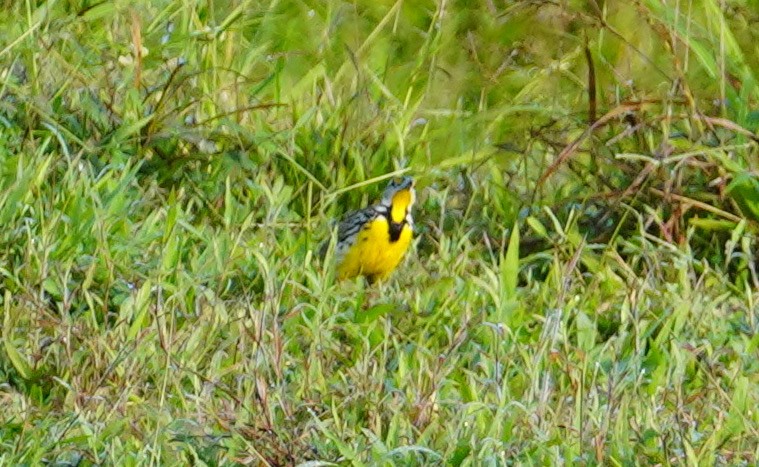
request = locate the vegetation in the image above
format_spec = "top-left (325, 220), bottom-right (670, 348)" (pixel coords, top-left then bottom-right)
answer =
top-left (2, 0), bottom-right (759, 464)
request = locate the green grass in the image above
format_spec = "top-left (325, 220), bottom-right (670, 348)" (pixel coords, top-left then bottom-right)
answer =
top-left (2, 0), bottom-right (759, 464)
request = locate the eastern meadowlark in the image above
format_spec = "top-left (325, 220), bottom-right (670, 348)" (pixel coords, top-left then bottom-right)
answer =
top-left (323, 176), bottom-right (416, 284)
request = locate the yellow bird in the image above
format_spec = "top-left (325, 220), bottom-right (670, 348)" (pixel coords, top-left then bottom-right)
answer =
top-left (323, 176), bottom-right (416, 284)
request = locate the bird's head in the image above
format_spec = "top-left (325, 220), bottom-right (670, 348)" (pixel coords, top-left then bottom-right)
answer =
top-left (381, 176), bottom-right (415, 223)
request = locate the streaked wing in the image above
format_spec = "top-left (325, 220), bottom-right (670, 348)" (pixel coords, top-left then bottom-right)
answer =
top-left (318, 205), bottom-right (379, 259)
top-left (336, 206), bottom-right (379, 244)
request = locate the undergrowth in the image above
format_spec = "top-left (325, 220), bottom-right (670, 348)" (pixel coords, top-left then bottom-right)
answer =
top-left (2, 0), bottom-right (759, 465)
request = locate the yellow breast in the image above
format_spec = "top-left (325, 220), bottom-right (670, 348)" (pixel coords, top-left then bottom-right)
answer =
top-left (335, 216), bottom-right (413, 284)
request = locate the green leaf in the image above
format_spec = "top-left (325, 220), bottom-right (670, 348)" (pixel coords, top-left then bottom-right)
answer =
top-left (42, 277), bottom-right (62, 300)
top-left (526, 216), bottom-right (549, 240)
top-left (355, 303), bottom-right (395, 324)
top-left (576, 311), bottom-right (596, 351)
top-left (727, 172), bottom-right (759, 221)
top-left (79, 2), bottom-right (116, 21)
top-left (688, 217), bottom-right (738, 231)
top-left (501, 222), bottom-right (520, 301)
top-left (126, 280), bottom-right (153, 340)
top-left (112, 115), bottom-right (154, 144)
top-left (2, 294), bottom-right (34, 380)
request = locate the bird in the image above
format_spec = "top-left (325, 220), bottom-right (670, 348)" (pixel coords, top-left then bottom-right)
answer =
top-left (322, 176), bottom-right (416, 284)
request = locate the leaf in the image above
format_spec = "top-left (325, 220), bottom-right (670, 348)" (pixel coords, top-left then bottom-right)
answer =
top-left (385, 445), bottom-right (442, 461)
top-left (576, 311), bottom-right (596, 351)
top-left (2, 293), bottom-right (34, 380)
top-left (42, 277), bottom-right (62, 300)
top-left (688, 217), bottom-right (737, 231)
top-left (354, 303), bottom-right (394, 324)
top-left (79, 2), bottom-right (116, 21)
top-left (112, 114), bottom-right (154, 144)
top-left (355, 303), bottom-right (395, 348)
top-left (501, 222), bottom-right (520, 301)
top-left (526, 216), bottom-right (549, 239)
top-left (727, 172), bottom-right (759, 221)
top-left (126, 280), bottom-right (153, 340)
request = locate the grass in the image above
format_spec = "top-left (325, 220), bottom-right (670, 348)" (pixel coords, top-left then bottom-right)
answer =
top-left (2, 0), bottom-right (759, 464)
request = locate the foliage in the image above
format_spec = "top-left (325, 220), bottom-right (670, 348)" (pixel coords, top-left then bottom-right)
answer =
top-left (1, 0), bottom-right (759, 464)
